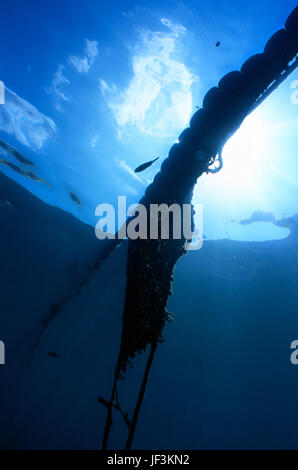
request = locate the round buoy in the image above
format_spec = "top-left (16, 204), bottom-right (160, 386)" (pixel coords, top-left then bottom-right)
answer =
top-left (264, 29), bottom-right (297, 72)
top-left (285, 5), bottom-right (298, 36)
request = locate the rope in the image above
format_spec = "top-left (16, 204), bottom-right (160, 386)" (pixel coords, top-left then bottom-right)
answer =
top-left (125, 342), bottom-right (157, 450)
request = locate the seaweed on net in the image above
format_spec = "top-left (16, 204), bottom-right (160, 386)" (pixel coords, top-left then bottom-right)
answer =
top-left (20, 5), bottom-right (298, 448)
top-left (21, 220), bottom-right (132, 371)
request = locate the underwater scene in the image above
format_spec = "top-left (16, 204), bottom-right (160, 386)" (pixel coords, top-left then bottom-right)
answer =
top-left (1, 0), bottom-right (298, 454)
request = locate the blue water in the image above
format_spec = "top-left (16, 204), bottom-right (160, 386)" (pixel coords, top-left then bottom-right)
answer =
top-left (0, 0), bottom-right (298, 450)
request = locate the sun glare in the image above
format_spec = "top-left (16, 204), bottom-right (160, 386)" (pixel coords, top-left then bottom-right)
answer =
top-left (192, 108), bottom-right (276, 223)
top-left (215, 112), bottom-right (269, 198)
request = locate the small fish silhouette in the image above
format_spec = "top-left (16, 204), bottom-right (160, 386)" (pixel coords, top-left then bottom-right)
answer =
top-left (134, 157), bottom-right (159, 173)
top-left (68, 191), bottom-right (81, 206)
top-left (0, 140), bottom-right (34, 166)
top-left (97, 396), bottom-right (110, 408)
top-left (47, 351), bottom-right (62, 358)
top-left (0, 159), bottom-right (50, 187)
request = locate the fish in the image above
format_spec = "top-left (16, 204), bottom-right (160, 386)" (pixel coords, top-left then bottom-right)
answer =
top-left (0, 140), bottom-right (34, 166)
top-left (97, 396), bottom-right (110, 408)
top-left (134, 157), bottom-right (159, 173)
top-left (68, 191), bottom-right (81, 206)
top-left (0, 159), bottom-right (51, 187)
top-left (47, 352), bottom-right (62, 358)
